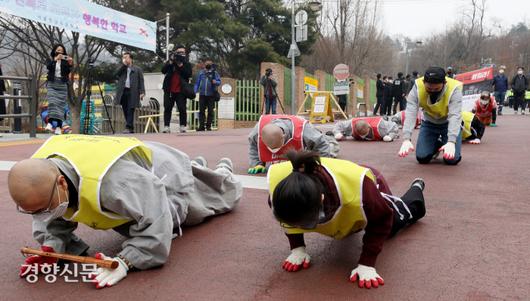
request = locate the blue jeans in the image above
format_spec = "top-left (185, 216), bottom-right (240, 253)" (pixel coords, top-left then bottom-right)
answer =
top-left (416, 121), bottom-right (462, 165)
top-left (494, 91), bottom-right (506, 113)
top-left (265, 96), bottom-right (277, 114)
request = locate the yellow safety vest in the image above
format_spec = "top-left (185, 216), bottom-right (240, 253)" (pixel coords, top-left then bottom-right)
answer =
top-left (32, 135), bottom-right (153, 230)
top-left (416, 77), bottom-right (462, 119)
top-left (461, 111), bottom-right (475, 140)
top-left (268, 158), bottom-right (374, 239)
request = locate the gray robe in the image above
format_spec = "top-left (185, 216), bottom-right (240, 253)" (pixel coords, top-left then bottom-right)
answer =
top-left (32, 142), bottom-right (242, 270)
top-left (114, 65), bottom-right (145, 108)
top-left (248, 118), bottom-right (340, 167)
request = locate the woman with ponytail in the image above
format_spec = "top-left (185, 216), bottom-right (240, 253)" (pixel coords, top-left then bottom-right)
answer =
top-left (268, 151), bottom-right (427, 289)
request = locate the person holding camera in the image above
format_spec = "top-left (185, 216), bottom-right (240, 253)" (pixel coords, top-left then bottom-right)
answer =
top-left (260, 68), bottom-right (278, 114)
top-left (45, 44), bottom-right (72, 135)
top-left (115, 52), bottom-right (145, 134)
top-left (161, 46), bottom-right (193, 133)
top-left (194, 58), bottom-right (221, 131)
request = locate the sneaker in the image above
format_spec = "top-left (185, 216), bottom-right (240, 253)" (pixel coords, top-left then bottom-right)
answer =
top-left (196, 127), bottom-right (205, 132)
top-left (122, 128), bottom-right (133, 134)
top-left (410, 178), bottom-right (425, 191)
top-left (215, 157), bottom-right (233, 173)
top-left (54, 127), bottom-right (62, 135)
top-left (179, 126), bottom-right (187, 133)
top-left (45, 123), bottom-right (53, 132)
top-left (522, 111), bottom-right (526, 115)
top-left (162, 126), bottom-right (170, 133)
top-left (192, 156), bottom-right (208, 168)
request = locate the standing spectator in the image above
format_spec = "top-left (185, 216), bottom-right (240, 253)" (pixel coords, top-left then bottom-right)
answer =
top-left (374, 73), bottom-right (384, 115)
top-left (446, 67), bottom-right (455, 79)
top-left (492, 65), bottom-right (508, 115)
top-left (45, 44), bottom-right (72, 135)
top-left (511, 66), bottom-right (528, 115)
top-left (382, 76), bottom-right (393, 116)
top-left (194, 58), bottom-right (221, 131)
top-left (161, 46), bottom-right (192, 133)
top-left (115, 52), bottom-right (145, 133)
top-left (0, 63), bottom-right (6, 122)
top-left (411, 70), bottom-right (419, 82)
top-left (392, 72), bottom-right (406, 114)
top-left (260, 68), bottom-right (278, 114)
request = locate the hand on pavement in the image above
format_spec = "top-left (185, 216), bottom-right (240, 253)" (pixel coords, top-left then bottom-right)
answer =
top-left (349, 264), bottom-right (385, 289)
top-left (282, 247), bottom-right (311, 272)
top-left (90, 253), bottom-right (128, 289)
top-left (248, 165), bottom-right (266, 174)
top-left (398, 140), bottom-right (414, 157)
top-left (383, 135), bottom-right (393, 142)
top-left (439, 142), bottom-right (456, 160)
top-left (469, 138), bottom-right (481, 144)
top-left (20, 246), bottom-right (58, 277)
top-left (334, 133), bottom-right (344, 141)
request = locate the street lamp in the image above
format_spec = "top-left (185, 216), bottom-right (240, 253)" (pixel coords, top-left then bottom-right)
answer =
top-left (405, 40), bottom-right (422, 75)
top-left (156, 13), bottom-right (171, 61)
top-left (290, 0), bottom-right (322, 115)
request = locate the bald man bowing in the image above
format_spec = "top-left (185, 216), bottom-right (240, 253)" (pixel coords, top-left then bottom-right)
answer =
top-left (8, 135), bottom-right (242, 289)
top-left (247, 114), bottom-right (340, 174)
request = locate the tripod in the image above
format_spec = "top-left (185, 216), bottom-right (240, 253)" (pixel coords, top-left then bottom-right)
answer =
top-left (262, 78), bottom-right (285, 114)
top-left (84, 62), bottom-right (114, 134)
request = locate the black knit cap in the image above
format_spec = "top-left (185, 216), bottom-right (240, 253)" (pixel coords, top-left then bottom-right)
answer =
top-left (424, 67), bottom-right (446, 83)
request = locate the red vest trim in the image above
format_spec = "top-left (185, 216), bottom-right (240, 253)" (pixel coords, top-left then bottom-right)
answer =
top-left (351, 117), bottom-right (382, 140)
top-left (474, 97), bottom-right (496, 124)
top-left (258, 115), bottom-right (307, 163)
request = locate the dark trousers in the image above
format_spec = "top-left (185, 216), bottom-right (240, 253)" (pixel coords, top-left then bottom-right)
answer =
top-left (389, 184), bottom-right (425, 236)
top-left (374, 95), bottom-right (383, 115)
top-left (338, 94), bottom-right (347, 113)
top-left (120, 88), bottom-right (135, 130)
top-left (0, 91), bottom-right (5, 121)
top-left (382, 97), bottom-right (393, 115)
top-left (513, 92), bottom-right (526, 112)
top-left (49, 117), bottom-right (63, 128)
top-left (164, 92), bottom-right (187, 127)
top-left (493, 91), bottom-right (506, 113)
top-left (265, 95), bottom-right (277, 114)
top-left (392, 95), bottom-right (406, 115)
top-left (199, 95), bottom-right (215, 130)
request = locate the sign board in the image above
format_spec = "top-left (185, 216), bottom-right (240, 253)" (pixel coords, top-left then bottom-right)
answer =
top-left (333, 81), bottom-right (350, 95)
top-left (0, 0), bottom-right (157, 51)
top-left (218, 97), bottom-right (235, 119)
top-left (287, 43), bottom-right (301, 58)
top-left (455, 67), bottom-right (494, 111)
top-left (309, 93), bottom-right (334, 124)
top-left (296, 25), bottom-right (308, 42)
top-left (295, 10), bottom-right (308, 25)
top-left (221, 83), bottom-right (232, 95)
top-left (304, 76), bottom-right (318, 92)
top-left (333, 64), bottom-right (350, 81)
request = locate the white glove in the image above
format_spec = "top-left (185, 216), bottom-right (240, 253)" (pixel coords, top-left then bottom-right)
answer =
top-left (439, 142), bottom-right (456, 160)
top-left (334, 133), bottom-right (344, 141)
top-left (469, 138), bottom-right (481, 144)
top-left (383, 135), bottom-right (393, 142)
top-left (349, 264), bottom-right (385, 289)
top-left (282, 246), bottom-right (311, 272)
top-left (91, 253), bottom-right (129, 289)
top-left (398, 140), bottom-right (414, 157)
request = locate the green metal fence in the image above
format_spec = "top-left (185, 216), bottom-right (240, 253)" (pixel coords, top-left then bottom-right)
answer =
top-left (325, 73), bottom-right (335, 91)
top-left (186, 96), bottom-right (218, 130)
top-left (235, 79), bottom-right (261, 121)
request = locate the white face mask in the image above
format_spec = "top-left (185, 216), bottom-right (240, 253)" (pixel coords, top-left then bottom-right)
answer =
top-left (480, 99), bottom-right (489, 106)
top-left (33, 185), bottom-right (69, 224)
top-left (499, 70), bottom-right (504, 74)
top-left (518, 70), bottom-right (523, 75)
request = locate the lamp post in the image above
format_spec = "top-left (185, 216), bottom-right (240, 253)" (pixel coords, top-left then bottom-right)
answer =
top-left (290, 1), bottom-right (322, 114)
top-left (405, 40), bottom-right (422, 75)
top-left (156, 13), bottom-right (171, 61)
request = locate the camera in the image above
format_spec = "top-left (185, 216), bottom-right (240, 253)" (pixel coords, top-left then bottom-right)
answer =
top-left (61, 55), bottom-right (70, 60)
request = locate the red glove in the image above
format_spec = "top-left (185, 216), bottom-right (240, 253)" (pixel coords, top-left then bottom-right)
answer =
top-left (19, 246), bottom-right (58, 277)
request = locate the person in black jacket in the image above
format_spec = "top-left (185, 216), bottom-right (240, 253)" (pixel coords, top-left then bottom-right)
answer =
top-left (511, 67), bottom-right (528, 115)
top-left (161, 46), bottom-right (193, 133)
top-left (0, 63), bottom-right (6, 122)
top-left (392, 72), bottom-right (406, 115)
top-left (382, 76), bottom-right (393, 116)
top-left (45, 44), bottom-right (72, 135)
top-left (374, 73), bottom-right (384, 115)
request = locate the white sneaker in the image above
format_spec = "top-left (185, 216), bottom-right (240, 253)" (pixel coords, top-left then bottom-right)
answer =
top-left (179, 126), bottom-right (187, 133)
top-left (45, 123), bottom-right (53, 132)
top-left (162, 126), bottom-right (170, 133)
top-left (54, 127), bottom-right (62, 135)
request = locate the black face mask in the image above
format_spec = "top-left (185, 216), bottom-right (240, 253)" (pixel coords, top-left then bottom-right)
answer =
top-left (205, 64), bottom-right (212, 70)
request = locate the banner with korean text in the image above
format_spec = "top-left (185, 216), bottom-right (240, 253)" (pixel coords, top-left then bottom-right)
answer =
top-left (0, 0), bottom-right (156, 51)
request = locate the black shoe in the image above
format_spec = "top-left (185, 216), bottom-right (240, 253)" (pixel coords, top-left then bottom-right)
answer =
top-left (406, 178), bottom-right (426, 223)
top-left (206, 128), bottom-right (212, 131)
top-left (196, 127), bottom-right (205, 132)
top-left (122, 128), bottom-right (133, 134)
top-left (410, 178), bottom-right (425, 191)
